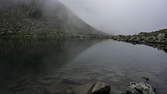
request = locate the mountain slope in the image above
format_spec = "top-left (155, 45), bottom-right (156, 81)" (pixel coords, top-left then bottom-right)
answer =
top-left (0, 0), bottom-right (103, 38)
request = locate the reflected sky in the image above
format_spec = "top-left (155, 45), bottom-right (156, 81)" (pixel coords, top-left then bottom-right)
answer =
top-left (0, 39), bottom-right (167, 94)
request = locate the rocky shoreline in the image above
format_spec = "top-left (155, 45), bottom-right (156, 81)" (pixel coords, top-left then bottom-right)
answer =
top-left (111, 29), bottom-right (167, 52)
top-left (78, 81), bottom-right (156, 94)
top-left (44, 80), bottom-right (156, 94)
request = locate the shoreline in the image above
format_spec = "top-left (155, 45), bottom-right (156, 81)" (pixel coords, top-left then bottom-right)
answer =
top-left (111, 29), bottom-right (167, 52)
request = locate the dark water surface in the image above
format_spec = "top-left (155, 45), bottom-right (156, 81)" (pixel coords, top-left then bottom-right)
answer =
top-left (0, 39), bottom-right (167, 94)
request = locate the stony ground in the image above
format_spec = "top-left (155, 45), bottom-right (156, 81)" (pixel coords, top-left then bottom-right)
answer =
top-left (111, 29), bottom-right (167, 52)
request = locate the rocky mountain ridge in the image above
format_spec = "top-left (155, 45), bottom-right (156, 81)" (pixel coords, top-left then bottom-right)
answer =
top-left (0, 0), bottom-right (104, 39)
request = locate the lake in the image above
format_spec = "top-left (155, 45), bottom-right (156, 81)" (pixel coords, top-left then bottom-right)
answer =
top-left (0, 39), bottom-right (167, 94)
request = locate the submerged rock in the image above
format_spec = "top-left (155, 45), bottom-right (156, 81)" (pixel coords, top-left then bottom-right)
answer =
top-left (123, 82), bottom-right (156, 94)
top-left (87, 82), bottom-right (111, 94)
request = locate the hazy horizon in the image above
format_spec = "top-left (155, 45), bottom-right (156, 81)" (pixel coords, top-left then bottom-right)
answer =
top-left (60, 0), bottom-right (167, 35)
top-left (0, 0), bottom-right (167, 35)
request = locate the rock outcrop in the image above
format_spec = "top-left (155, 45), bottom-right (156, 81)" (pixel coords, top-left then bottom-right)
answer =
top-left (112, 29), bottom-right (167, 52)
top-left (122, 82), bottom-right (156, 94)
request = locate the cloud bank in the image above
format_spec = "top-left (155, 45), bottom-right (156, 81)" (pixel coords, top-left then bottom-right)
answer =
top-left (60, 0), bottom-right (167, 35)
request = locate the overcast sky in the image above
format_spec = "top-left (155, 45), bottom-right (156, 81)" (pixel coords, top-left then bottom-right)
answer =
top-left (60, 0), bottom-right (167, 35)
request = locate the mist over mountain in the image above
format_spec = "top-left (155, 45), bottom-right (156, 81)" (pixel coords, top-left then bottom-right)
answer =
top-left (60, 0), bottom-right (167, 35)
top-left (0, 0), bottom-right (102, 37)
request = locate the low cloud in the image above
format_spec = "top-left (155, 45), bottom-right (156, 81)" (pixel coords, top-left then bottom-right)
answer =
top-left (60, 0), bottom-right (167, 35)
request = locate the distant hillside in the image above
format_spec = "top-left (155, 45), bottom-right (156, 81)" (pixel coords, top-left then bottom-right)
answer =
top-left (0, 0), bottom-right (103, 38)
top-left (112, 29), bottom-right (167, 43)
top-left (112, 29), bottom-right (167, 52)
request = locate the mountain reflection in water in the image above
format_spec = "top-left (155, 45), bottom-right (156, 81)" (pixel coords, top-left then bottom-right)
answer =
top-left (0, 39), bottom-right (167, 94)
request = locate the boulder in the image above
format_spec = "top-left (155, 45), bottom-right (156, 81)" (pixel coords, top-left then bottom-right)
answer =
top-left (123, 82), bottom-right (156, 94)
top-left (87, 82), bottom-right (111, 94)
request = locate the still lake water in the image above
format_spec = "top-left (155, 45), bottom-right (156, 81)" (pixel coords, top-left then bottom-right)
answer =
top-left (0, 39), bottom-right (167, 94)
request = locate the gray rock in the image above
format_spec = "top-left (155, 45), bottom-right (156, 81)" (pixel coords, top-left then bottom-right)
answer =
top-left (157, 33), bottom-right (166, 41)
top-left (87, 82), bottom-right (111, 94)
top-left (123, 82), bottom-right (156, 94)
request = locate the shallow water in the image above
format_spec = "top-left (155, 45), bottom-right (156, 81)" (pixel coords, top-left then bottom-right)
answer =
top-left (0, 39), bottom-right (167, 94)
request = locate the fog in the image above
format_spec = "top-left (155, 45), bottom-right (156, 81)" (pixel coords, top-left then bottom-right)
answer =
top-left (60, 0), bottom-right (167, 35)
top-left (1, 0), bottom-right (167, 35)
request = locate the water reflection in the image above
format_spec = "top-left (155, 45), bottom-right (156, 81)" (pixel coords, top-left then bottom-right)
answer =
top-left (0, 39), bottom-right (167, 94)
top-left (56, 40), bottom-right (167, 94)
top-left (0, 39), bottom-right (101, 94)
